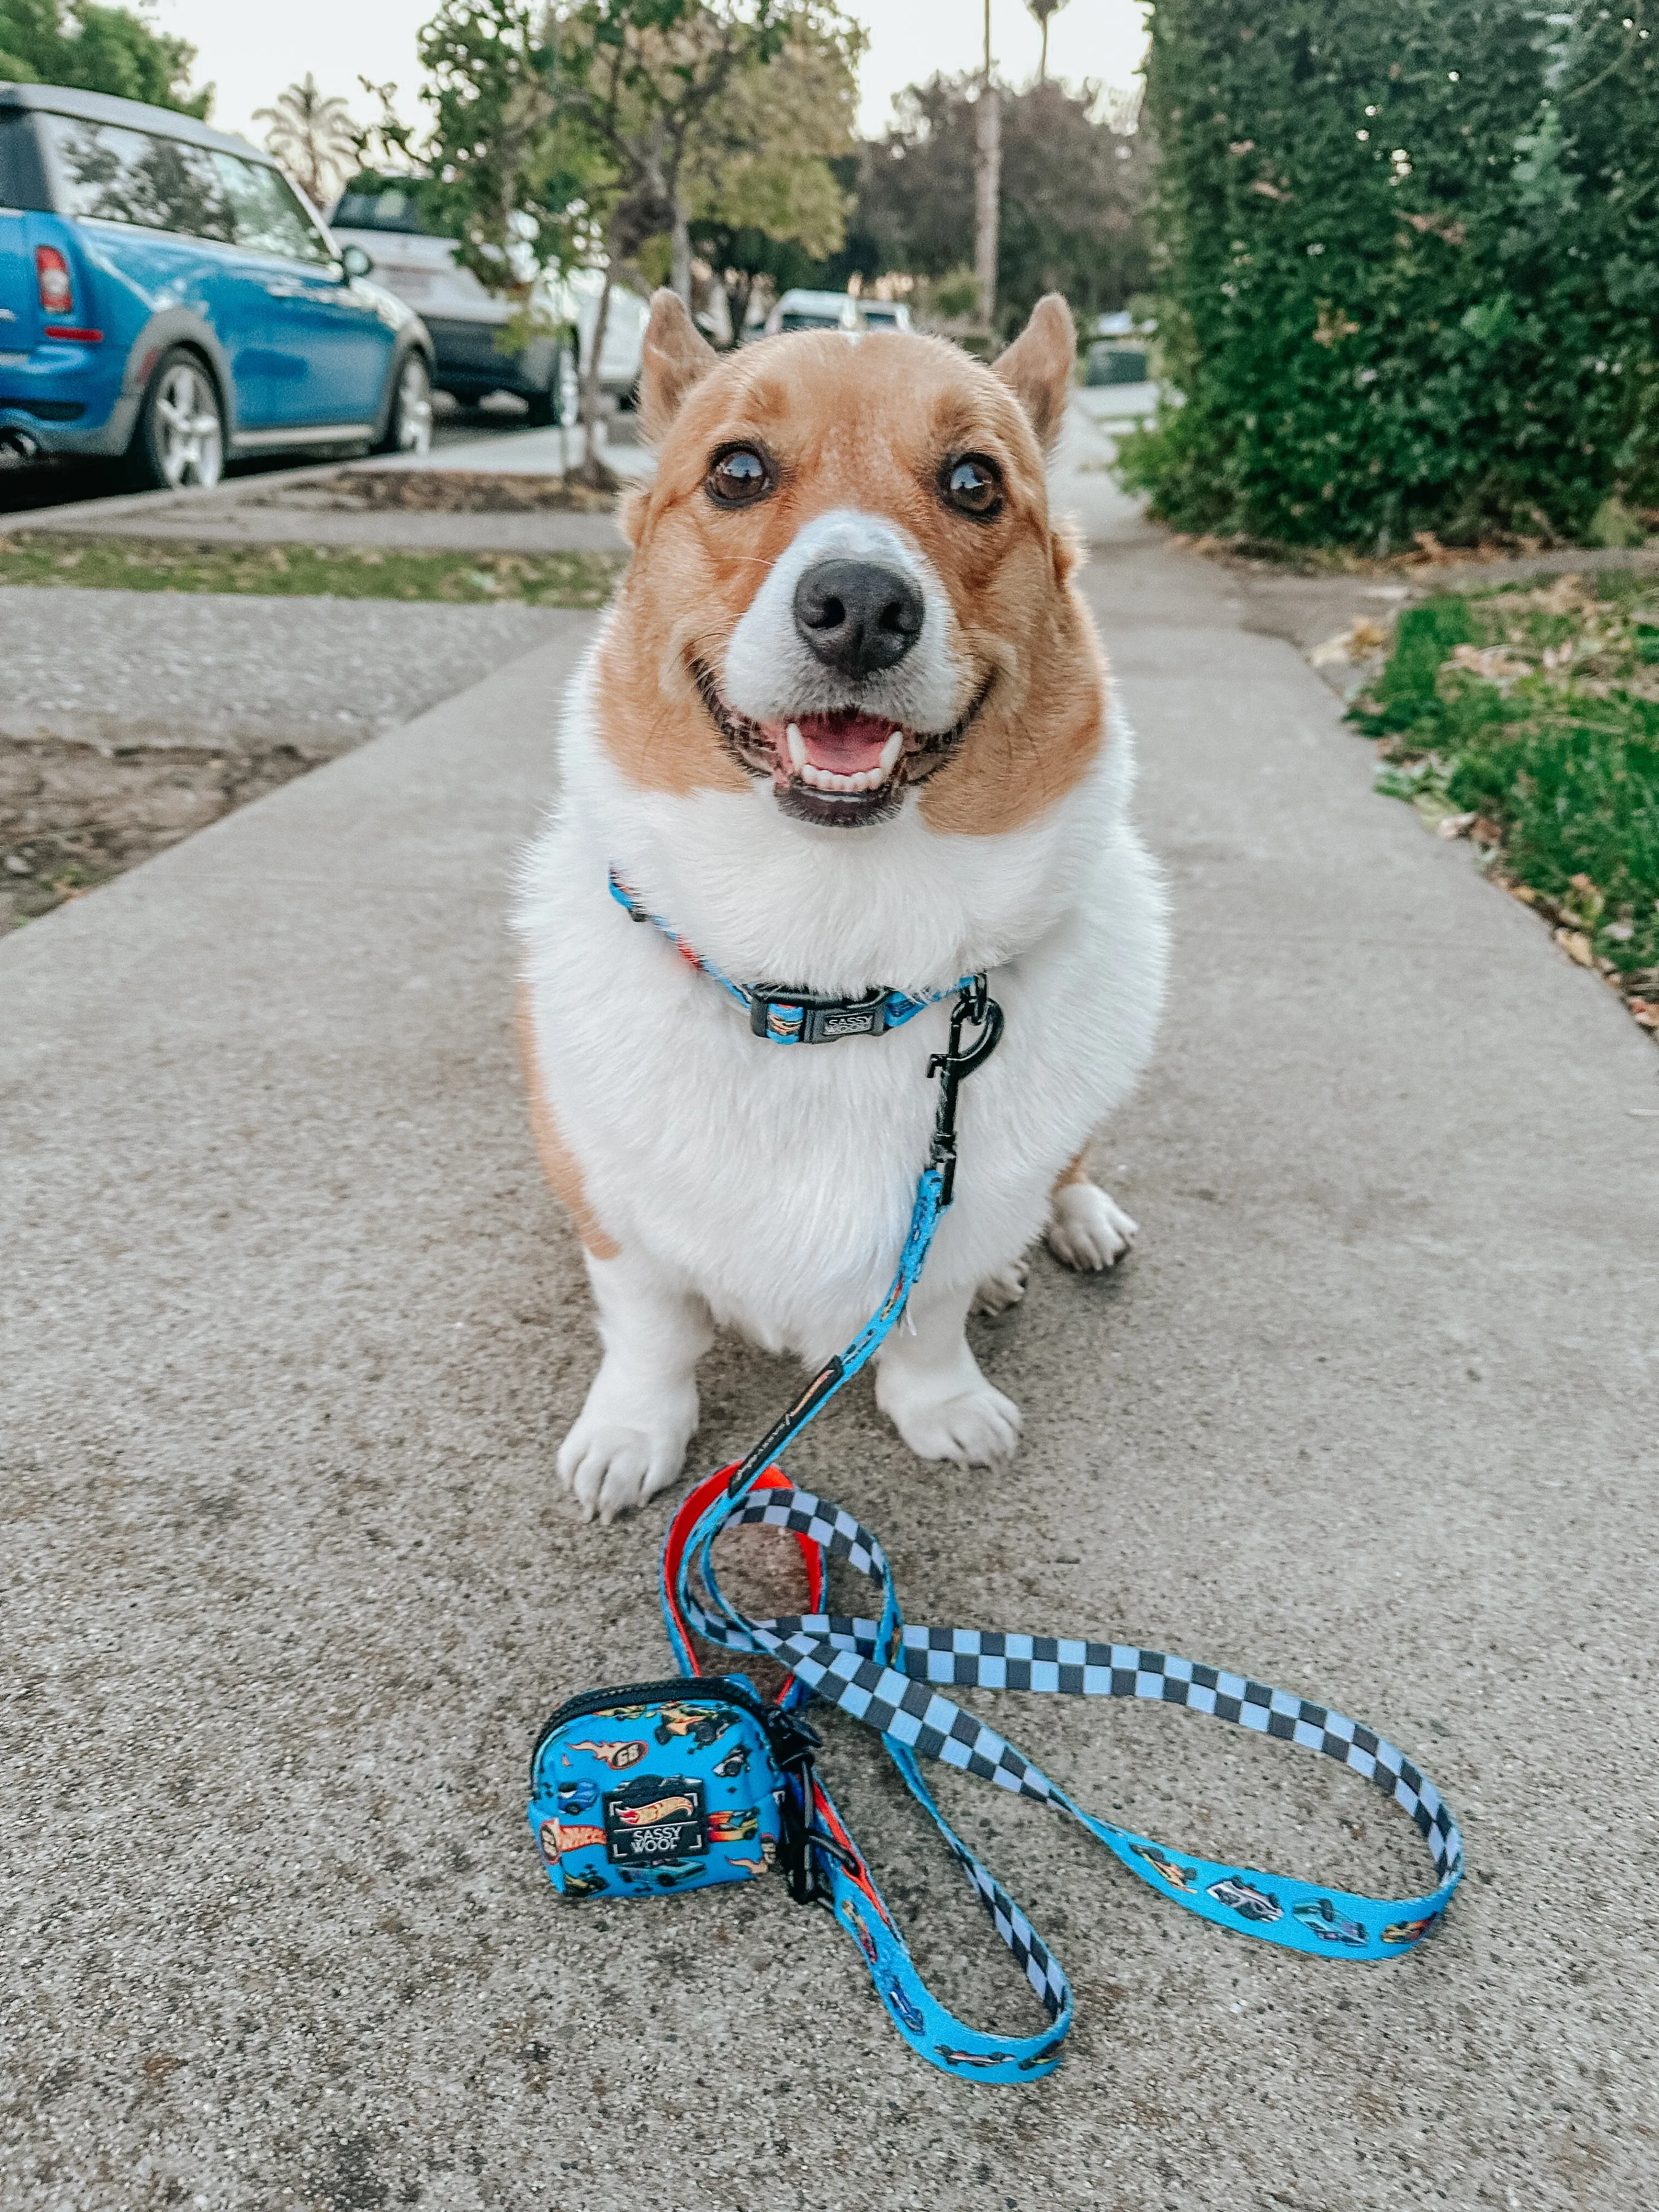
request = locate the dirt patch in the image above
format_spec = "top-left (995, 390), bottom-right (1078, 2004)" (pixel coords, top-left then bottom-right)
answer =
top-left (244, 468), bottom-right (619, 515)
top-left (1, 733), bottom-right (315, 933)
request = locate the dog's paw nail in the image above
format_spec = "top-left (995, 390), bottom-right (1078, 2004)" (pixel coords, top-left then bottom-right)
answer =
top-left (971, 1259), bottom-right (1029, 1315)
top-left (557, 1415), bottom-right (689, 1527)
top-left (893, 1384), bottom-right (1022, 1469)
top-left (1047, 1184), bottom-right (1138, 1272)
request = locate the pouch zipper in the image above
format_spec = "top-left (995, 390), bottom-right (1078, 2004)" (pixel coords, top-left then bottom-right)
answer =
top-left (529, 1674), bottom-right (773, 1785)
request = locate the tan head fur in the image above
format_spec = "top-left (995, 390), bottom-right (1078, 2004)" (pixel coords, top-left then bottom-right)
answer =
top-left (596, 289), bottom-right (1103, 836)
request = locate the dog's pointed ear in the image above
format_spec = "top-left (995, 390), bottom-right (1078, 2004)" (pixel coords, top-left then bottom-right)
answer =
top-left (640, 287), bottom-right (719, 442)
top-left (993, 293), bottom-right (1076, 453)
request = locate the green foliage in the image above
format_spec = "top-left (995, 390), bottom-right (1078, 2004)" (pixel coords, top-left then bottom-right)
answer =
top-left (1121, 1), bottom-right (1659, 549)
top-left (413, 1), bottom-right (593, 294)
top-left (0, 0), bottom-right (208, 114)
top-left (855, 74), bottom-right (1150, 335)
top-left (684, 4), bottom-right (864, 328)
top-left (1356, 576), bottom-right (1659, 978)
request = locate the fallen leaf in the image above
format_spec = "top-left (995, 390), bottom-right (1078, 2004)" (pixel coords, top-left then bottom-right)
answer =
top-left (1510, 883), bottom-right (1538, 905)
top-left (1556, 928), bottom-right (1595, 968)
top-left (1437, 811), bottom-right (1478, 839)
top-left (1451, 642), bottom-right (1530, 683)
top-left (1471, 817), bottom-right (1503, 845)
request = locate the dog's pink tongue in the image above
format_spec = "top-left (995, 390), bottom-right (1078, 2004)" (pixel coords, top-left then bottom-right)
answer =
top-left (794, 710), bottom-right (895, 775)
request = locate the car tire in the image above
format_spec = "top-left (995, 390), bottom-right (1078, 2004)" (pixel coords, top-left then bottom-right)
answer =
top-left (127, 349), bottom-right (224, 491)
top-left (376, 352), bottom-right (433, 456)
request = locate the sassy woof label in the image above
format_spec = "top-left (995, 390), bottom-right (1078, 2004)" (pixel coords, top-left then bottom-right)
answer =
top-left (603, 1774), bottom-right (708, 1867)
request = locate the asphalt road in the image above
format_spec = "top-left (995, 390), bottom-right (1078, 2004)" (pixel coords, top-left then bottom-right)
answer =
top-left (2, 534), bottom-right (1656, 2211)
top-left (0, 397), bottom-right (542, 520)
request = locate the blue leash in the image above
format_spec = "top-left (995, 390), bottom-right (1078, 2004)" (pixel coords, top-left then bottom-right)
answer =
top-left (620, 904), bottom-right (1465, 2084)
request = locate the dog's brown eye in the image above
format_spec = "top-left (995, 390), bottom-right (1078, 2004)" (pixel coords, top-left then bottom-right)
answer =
top-left (943, 453), bottom-right (1003, 518)
top-left (707, 445), bottom-right (772, 506)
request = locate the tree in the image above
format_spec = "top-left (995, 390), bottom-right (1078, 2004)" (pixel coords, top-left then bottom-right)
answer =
top-left (409, 0), bottom-right (816, 479)
top-left (684, 5), bottom-right (865, 338)
top-left (253, 75), bottom-right (363, 211)
top-left (1025, 0), bottom-right (1068, 85)
top-left (540, 1), bottom-right (790, 475)
top-left (857, 74), bottom-right (1150, 338)
top-left (0, 0), bottom-right (209, 115)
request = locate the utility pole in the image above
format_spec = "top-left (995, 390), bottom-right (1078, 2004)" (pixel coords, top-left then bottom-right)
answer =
top-left (973, 0), bottom-right (1000, 332)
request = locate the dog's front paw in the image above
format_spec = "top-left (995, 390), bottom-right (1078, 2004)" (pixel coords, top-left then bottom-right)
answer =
top-left (883, 1378), bottom-right (1022, 1469)
top-left (1047, 1182), bottom-right (1138, 1272)
top-left (971, 1256), bottom-right (1029, 1315)
top-left (556, 1402), bottom-right (693, 1527)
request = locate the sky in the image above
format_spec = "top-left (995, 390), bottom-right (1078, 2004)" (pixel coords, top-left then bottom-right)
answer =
top-left (153, 1), bottom-right (1151, 151)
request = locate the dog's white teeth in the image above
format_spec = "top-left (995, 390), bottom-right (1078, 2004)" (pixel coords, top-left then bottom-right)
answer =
top-left (878, 728), bottom-right (904, 774)
top-left (801, 763), bottom-right (855, 792)
top-left (786, 721), bottom-right (806, 772)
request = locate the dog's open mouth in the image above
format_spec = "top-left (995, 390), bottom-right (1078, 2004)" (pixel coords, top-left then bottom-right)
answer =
top-left (691, 662), bottom-right (991, 827)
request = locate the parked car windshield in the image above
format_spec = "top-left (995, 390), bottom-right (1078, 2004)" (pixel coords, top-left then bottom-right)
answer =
top-left (39, 114), bottom-right (332, 266)
top-left (333, 181), bottom-right (439, 235)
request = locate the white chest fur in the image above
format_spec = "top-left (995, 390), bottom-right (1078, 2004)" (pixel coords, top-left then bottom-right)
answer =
top-left (517, 631), bottom-right (1167, 1365)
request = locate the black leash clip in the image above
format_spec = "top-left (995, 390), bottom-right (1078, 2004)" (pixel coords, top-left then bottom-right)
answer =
top-left (765, 1707), bottom-right (832, 1905)
top-left (927, 974), bottom-right (1003, 1205)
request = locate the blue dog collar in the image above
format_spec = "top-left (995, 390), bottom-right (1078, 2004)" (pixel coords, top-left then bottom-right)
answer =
top-left (608, 866), bottom-right (974, 1045)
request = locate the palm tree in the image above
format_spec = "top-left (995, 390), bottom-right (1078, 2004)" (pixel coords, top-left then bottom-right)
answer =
top-left (252, 75), bottom-right (362, 211)
top-left (1025, 0), bottom-right (1070, 84)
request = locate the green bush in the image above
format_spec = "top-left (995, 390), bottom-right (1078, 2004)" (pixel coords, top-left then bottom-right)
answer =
top-left (1354, 579), bottom-right (1659, 980)
top-left (1120, 2), bottom-right (1659, 550)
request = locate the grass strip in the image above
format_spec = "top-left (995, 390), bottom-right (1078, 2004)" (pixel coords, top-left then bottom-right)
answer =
top-left (0, 534), bottom-right (627, 606)
top-left (1350, 569), bottom-right (1659, 1035)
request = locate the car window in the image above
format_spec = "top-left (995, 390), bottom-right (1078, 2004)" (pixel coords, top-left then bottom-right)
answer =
top-left (41, 114), bottom-right (234, 241)
top-left (210, 155), bottom-right (333, 266)
top-left (780, 312), bottom-right (843, 332)
top-left (332, 184), bottom-right (433, 235)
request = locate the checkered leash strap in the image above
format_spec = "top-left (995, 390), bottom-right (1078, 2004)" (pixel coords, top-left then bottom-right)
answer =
top-left (613, 924), bottom-right (1463, 2082)
top-left (656, 1179), bottom-right (1464, 2085)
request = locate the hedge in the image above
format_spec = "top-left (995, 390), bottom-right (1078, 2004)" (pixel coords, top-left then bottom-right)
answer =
top-left (1118, 1), bottom-right (1659, 550)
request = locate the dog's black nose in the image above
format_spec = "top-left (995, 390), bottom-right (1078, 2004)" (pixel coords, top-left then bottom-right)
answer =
top-left (792, 558), bottom-right (924, 678)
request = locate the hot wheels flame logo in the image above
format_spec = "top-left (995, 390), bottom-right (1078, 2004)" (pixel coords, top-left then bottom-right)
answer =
top-left (614, 1792), bottom-right (696, 1829)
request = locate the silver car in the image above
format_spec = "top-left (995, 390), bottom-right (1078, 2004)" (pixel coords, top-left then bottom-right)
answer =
top-left (328, 174), bottom-right (647, 422)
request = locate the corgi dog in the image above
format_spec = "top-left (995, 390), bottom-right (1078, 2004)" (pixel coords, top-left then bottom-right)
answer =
top-left (517, 290), bottom-right (1166, 1525)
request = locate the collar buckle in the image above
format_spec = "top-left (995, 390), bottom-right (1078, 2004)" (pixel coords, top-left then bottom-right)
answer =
top-left (749, 984), bottom-right (891, 1045)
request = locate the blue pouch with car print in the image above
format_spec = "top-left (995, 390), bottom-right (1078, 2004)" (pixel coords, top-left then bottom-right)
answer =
top-left (528, 1673), bottom-right (820, 1903)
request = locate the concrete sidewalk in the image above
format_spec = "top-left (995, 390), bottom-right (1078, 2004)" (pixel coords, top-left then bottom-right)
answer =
top-left (3, 548), bottom-right (1656, 2212)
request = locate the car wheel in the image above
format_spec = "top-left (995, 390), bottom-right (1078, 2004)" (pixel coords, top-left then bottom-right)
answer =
top-left (377, 352), bottom-right (433, 456)
top-left (129, 350), bottom-right (224, 490)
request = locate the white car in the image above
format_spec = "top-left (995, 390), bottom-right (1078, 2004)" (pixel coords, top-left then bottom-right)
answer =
top-left (764, 287), bottom-right (860, 336)
top-left (328, 175), bottom-right (647, 421)
top-left (854, 300), bottom-right (912, 334)
top-left (761, 290), bottom-right (911, 338)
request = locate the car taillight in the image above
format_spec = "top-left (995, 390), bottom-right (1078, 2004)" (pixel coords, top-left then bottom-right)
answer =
top-left (36, 246), bottom-right (73, 318)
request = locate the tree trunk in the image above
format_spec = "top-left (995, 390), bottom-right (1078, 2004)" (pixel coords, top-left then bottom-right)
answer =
top-left (727, 269), bottom-right (753, 347)
top-left (974, 83), bottom-right (1001, 332)
top-left (578, 250), bottom-right (618, 490)
top-left (670, 187), bottom-right (693, 306)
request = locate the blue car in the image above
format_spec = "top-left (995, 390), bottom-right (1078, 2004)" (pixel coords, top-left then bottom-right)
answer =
top-left (0, 83), bottom-right (434, 487)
